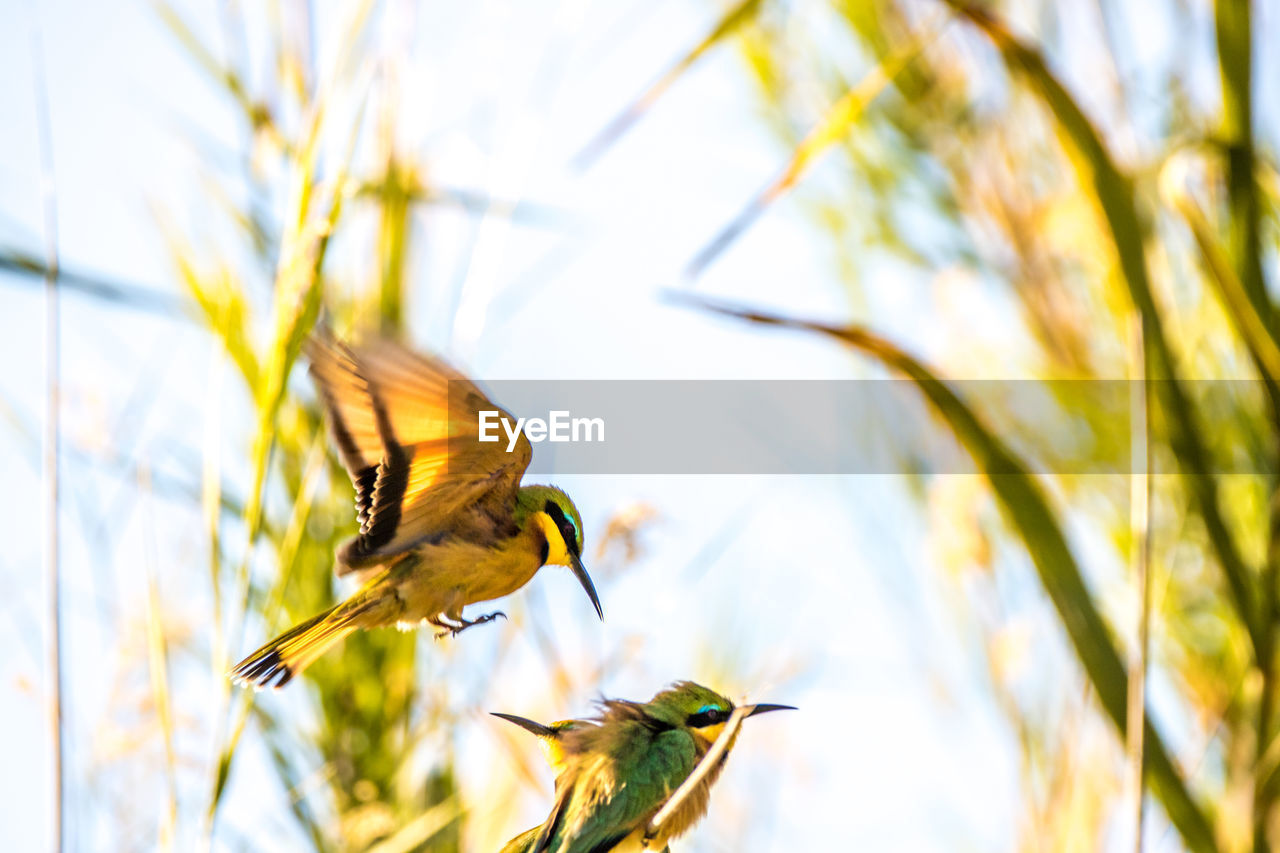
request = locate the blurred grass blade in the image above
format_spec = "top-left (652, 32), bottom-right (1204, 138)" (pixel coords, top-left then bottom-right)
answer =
top-left (143, 464), bottom-right (179, 852)
top-left (364, 799), bottom-right (465, 853)
top-left (0, 249), bottom-right (186, 317)
top-left (1214, 0), bottom-right (1268, 319)
top-left (253, 709), bottom-right (331, 852)
top-left (267, 431), bottom-right (331, 612)
top-left (374, 157), bottom-right (413, 335)
top-left (215, 430), bottom-right (329, 789)
top-left (235, 80), bottom-right (363, 624)
top-left (574, 0), bottom-right (764, 169)
top-left (944, 0), bottom-right (1263, 659)
top-left (1159, 155), bottom-right (1280, 386)
top-left (33, 16), bottom-right (65, 849)
top-left (153, 1), bottom-right (282, 147)
top-left (168, 249), bottom-right (261, 392)
top-left (201, 343), bottom-right (227, 702)
top-left (682, 295), bottom-right (1219, 853)
top-left (685, 26), bottom-right (933, 279)
top-left (1126, 316), bottom-right (1152, 853)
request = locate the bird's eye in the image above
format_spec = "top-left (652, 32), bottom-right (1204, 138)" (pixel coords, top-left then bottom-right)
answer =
top-left (543, 500), bottom-right (580, 547)
top-left (689, 705), bottom-right (727, 727)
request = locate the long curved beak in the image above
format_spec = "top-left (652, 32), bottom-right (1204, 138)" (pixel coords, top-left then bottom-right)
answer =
top-left (743, 703), bottom-right (797, 718)
top-left (491, 712), bottom-right (556, 739)
top-left (570, 551), bottom-right (604, 621)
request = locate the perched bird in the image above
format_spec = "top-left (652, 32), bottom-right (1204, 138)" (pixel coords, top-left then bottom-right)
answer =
top-left (232, 334), bottom-right (603, 688)
top-left (498, 682), bottom-right (793, 853)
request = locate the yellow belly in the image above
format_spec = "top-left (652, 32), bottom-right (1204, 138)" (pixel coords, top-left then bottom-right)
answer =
top-left (390, 537), bottom-right (542, 620)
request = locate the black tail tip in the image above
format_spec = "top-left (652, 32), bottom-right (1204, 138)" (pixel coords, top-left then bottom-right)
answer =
top-left (230, 650), bottom-right (295, 689)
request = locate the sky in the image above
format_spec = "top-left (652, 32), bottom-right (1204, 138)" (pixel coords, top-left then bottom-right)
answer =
top-left (6, 0), bottom-right (1262, 850)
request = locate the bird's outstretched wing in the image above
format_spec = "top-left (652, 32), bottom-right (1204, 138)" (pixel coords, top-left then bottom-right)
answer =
top-left (307, 334), bottom-right (533, 572)
top-left (532, 721), bottom-right (698, 853)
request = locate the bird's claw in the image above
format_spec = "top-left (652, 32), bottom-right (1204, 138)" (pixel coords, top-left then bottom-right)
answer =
top-left (433, 610), bottom-right (506, 639)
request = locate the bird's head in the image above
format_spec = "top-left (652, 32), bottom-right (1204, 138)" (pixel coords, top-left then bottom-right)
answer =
top-left (517, 485), bottom-right (602, 621)
top-left (647, 681), bottom-right (795, 746)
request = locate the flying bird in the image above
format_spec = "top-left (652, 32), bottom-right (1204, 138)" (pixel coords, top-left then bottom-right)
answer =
top-left (232, 334), bottom-right (602, 688)
top-left (498, 682), bottom-right (793, 852)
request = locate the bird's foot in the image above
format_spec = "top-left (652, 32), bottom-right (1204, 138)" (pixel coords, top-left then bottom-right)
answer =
top-left (434, 610), bottom-right (506, 639)
top-left (429, 615), bottom-right (465, 639)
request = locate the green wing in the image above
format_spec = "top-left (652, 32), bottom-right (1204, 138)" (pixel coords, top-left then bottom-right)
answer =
top-left (534, 724), bottom-right (698, 853)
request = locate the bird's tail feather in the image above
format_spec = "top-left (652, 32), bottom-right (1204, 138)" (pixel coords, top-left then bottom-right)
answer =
top-left (231, 603), bottom-right (364, 689)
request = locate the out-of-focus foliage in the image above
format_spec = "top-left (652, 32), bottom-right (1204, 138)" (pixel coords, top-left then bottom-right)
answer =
top-left (673, 0), bottom-right (1277, 850)
top-left (9, 0), bottom-right (1276, 850)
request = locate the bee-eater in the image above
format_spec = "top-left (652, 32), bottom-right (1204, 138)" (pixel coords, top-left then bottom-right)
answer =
top-left (498, 682), bottom-right (793, 853)
top-left (232, 334), bottom-right (603, 688)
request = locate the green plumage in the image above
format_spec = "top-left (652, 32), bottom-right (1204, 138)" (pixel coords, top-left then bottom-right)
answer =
top-left (498, 682), bottom-right (791, 853)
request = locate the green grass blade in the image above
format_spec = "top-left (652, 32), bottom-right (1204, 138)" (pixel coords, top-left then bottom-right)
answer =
top-left (1160, 160), bottom-right (1280, 387)
top-left (1214, 0), bottom-right (1269, 323)
top-left (374, 157), bottom-right (413, 336)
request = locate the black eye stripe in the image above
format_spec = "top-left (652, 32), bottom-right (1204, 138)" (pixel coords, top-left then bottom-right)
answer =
top-left (543, 500), bottom-right (579, 553)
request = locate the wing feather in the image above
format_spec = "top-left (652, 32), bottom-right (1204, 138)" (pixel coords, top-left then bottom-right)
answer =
top-left (536, 723), bottom-right (699, 852)
top-left (307, 334), bottom-right (533, 573)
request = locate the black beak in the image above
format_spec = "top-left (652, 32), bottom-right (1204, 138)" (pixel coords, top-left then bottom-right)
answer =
top-left (491, 712), bottom-right (556, 739)
top-left (743, 703), bottom-right (797, 718)
top-left (570, 550), bottom-right (604, 621)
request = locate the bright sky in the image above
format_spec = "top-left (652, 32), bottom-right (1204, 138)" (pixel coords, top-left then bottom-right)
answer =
top-left (9, 0), bottom-right (1261, 850)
